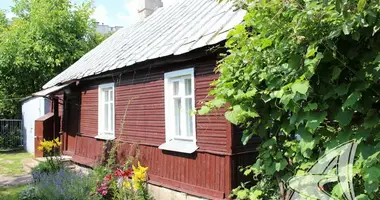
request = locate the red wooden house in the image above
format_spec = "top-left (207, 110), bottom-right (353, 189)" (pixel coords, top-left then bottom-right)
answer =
top-left (33, 0), bottom-right (259, 199)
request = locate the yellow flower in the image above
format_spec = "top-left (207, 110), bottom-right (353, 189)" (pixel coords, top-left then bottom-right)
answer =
top-left (123, 180), bottom-right (132, 189)
top-left (131, 162), bottom-right (149, 191)
top-left (54, 137), bottom-right (62, 147)
top-left (133, 182), bottom-right (141, 190)
top-left (37, 146), bottom-right (43, 151)
top-left (38, 138), bottom-right (61, 153)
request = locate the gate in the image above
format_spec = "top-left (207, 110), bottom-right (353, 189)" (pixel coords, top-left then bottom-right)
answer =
top-left (0, 119), bottom-right (23, 149)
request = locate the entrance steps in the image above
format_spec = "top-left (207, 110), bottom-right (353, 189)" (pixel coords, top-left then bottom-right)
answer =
top-left (22, 155), bottom-right (74, 173)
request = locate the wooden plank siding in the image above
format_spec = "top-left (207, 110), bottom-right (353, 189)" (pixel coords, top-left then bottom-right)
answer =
top-left (56, 57), bottom-right (259, 199)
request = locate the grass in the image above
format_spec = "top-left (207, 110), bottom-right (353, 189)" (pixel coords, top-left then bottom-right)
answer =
top-left (0, 184), bottom-right (27, 200)
top-left (0, 149), bottom-right (33, 176)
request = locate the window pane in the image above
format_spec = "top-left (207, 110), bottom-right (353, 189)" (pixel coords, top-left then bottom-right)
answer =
top-left (185, 79), bottom-right (192, 95)
top-left (110, 103), bottom-right (114, 132)
top-left (104, 90), bottom-right (109, 102)
top-left (110, 89), bottom-right (113, 101)
top-left (174, 98), bottom-right (181, 136)
top-left (185, 98), bottom-right (193, 137)
top-left (104, 103), bottom-right (109, 131)
top-left (173, 81), bottom-right (179, 95)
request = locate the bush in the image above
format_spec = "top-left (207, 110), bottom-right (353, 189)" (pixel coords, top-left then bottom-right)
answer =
top-left (30, 168), bottom-right (96, 200)
top-left (19, 185), bottom-right (38, 200)
top-left (31, 159), bottom-right (64, 181)
top-left (92, 162), bottom-right (153, 200)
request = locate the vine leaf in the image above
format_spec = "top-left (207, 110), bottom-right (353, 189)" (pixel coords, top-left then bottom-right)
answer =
top-left (291, 80), bottom-right (309, 94)
top-left (198, 106), bottom-right (210, 115)
top-left (356, 194), bottom-right (370, 200)
top-left (357, 0), bottom-right (367, 12)
top-left (335, 109), bottom-right (354, 127)
top-left (275, 159), bottom-right (287, 172)
top-left (363, 167), bottom-right (380, 195)
top-left (364, 109), bottom-right (380, 129)
top-left (305, 111), bottom-right (327, 132)
top-left (342, 91), bottom-right (362, 109)
top-left (331, 66), bottom-right (342, 81)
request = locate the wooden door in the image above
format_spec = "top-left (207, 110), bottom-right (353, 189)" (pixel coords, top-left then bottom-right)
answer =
top-left (63, 93), bottom-right (80, 156)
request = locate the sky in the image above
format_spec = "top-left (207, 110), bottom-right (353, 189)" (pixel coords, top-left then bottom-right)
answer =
top-left (0, 0), bottom-right (177, 27)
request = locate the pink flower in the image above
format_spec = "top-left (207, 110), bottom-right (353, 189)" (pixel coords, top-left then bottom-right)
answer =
top-left (103, 174), bottom-right (112, 182)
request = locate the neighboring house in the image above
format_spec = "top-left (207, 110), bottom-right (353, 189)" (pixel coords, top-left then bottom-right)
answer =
top-left (95, 22), bottom-right (123, 35)
top-left (32, 0), bottom-right (259, 199)
top-left (21, 96), bottom-right (51, 154)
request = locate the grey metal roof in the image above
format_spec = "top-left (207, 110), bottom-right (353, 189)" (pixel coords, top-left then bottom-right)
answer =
top-left (43, 0), bottom-right (245, 89)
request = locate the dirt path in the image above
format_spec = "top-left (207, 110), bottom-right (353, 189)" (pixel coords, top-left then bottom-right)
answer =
top-left (0, 174), bottom-right (31, 186)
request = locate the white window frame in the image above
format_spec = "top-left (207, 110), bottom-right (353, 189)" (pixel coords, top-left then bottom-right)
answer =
top-left (97, 83), bottom-right (115, 140)
top-left (163, 68), bottom-right (196, 144)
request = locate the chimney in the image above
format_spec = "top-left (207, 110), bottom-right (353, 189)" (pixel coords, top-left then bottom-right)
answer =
top-left (138, 0), bottom-right (163, 20)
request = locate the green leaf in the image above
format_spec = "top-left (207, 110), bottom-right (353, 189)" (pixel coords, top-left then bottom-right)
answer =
top-left (304, 103), bottom-right (318, 111)
top-left (364, 109), bottom-right (380, 129)
top-left (305, 111), bottom-right (327, 132)
top-left (291, 80), bottom-right (309, 95)
top-left (374, 54), bottom-right (380, 63)
top-left (198, 106), bottom-right (211, 115)
top-left (261, 38), bottom-right (273, 49)
top-left (335, 109), bottom-right (354, 127)
top-left (356, 194), bottom-right (370, 200)
top-left (298, 127), bottom-right (318, 158)
top-left (241, 130), bottom-right (254, 145)
top-left (342, 91), bottom-right (362, 109)
top-left (343, 24), bottom-right (350, 35)
top-left (306, 45), bottom-right (318, 58)
top-left (331, 66), bottom-right (342, 81)
top-left (210, 98), bottom-right (226, 108)
top-left (275, 159), bottom-right (287, 172)
top-left (357, 0), bottom-right (367, 12)
top-left (363, 167), bottom-right (380, 194)
top-left (262, 137), bottom-right (276, 148)
top-left (225, 105), bottom-right (246, 125)
top-left (335, 83), bottom-right (350, 96)
top-left (249, 190), bottom-right (263, 199)
top-left (288, 54), bottom-right (301, 69)
top-left (236, 189), bottom-right (249, 199)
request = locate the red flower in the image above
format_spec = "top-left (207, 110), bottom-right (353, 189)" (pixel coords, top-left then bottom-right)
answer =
top-left (114, 168), bottom-right (125, 177)
top-left (103, 174), bottom-right (112, 182)
top-left (101, 190), bottom-right (108, 196)
top-left (125, 168), bottom-right (133, 177)
top-left (114, 168), bottom-right (133, 178)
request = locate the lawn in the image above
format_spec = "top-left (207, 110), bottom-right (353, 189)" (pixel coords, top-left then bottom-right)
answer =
top-left (0, 149), bottom-right (32, 176)
top-left (0, 184), bottom-right (27, 200)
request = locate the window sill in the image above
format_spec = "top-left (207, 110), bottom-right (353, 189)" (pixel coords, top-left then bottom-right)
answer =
top-left (95, 135), bottom-right (115, 141)
top-left (158, 140), bottom-right (198, 154)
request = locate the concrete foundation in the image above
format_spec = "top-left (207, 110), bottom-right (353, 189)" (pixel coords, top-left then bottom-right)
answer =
top-left (148, 184), bottom-right (208, 200)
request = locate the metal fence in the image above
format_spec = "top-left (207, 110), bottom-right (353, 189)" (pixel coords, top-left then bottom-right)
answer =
top-left (0, 119), bottom-right (23, 149)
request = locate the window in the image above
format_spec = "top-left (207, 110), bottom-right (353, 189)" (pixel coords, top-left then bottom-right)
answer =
top-left (159, 68), bottom-right (198, 154)
top-left (97, 83), bottom-right (115, 140)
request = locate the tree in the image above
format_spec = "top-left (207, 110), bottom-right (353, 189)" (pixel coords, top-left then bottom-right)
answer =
top-left (202, 0), bottom-right (380, 199)
top-left (0, 0), bottom-right (104, 118)
top-left (0, 10), bottom-right (8, 32)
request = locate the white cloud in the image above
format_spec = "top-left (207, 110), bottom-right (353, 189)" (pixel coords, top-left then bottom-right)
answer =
top-left (116, 0), bottom-right (140, 27)
top-left (91, 4), bottom-right (108, 24)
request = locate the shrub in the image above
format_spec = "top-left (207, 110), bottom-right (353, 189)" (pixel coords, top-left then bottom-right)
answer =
top-left (32, 137), bottom-right (63, 179)
top-left (93, 162), bottom-right (152, 200)
top-left (31, 168), bottom-right (96, 200)
top-left (202, 0), bottom-right (380, 199)
top-left (31, 159), bottom-right (64, 181)
top-left (19, 185), bottom-right (38, 200)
